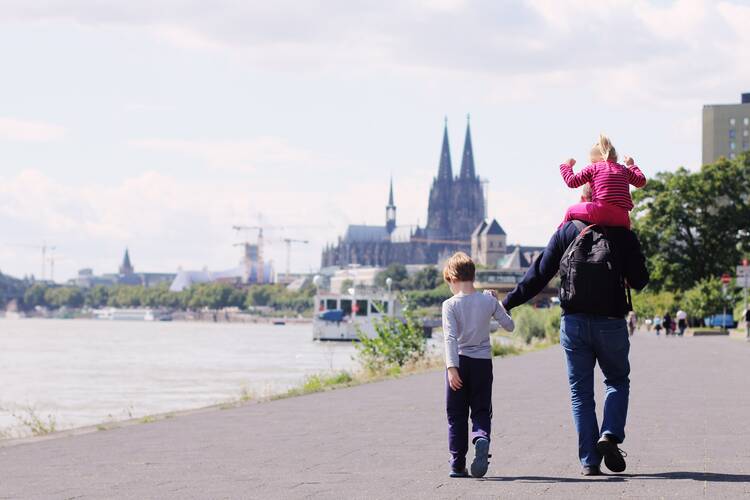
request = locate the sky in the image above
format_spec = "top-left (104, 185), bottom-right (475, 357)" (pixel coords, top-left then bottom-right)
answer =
top-left (1, 0), bottom-right (749, 282)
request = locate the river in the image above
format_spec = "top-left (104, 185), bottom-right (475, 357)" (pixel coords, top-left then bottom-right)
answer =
top-left (0, 319), bottom-right (361, 438)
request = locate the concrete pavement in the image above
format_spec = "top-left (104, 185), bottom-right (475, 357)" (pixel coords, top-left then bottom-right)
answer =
top-left (1, 332), bottom-right (749, 499)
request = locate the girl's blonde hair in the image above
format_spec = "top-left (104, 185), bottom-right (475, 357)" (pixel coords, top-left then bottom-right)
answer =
top-left (590, 133), bottom-right (618, 163)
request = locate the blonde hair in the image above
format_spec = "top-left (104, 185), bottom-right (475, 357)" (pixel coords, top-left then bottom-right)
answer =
top-left (590, 133), bottom-right (618, 163)
top-left (443, 252), bottom-right (476, 283)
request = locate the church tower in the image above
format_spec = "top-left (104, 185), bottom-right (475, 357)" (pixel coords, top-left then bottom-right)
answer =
top-left (450, 116), bottom-right (485, 240)
top-left (426, 119), bottom-right (453, 239)
top-left (386, 177), bottom-right (396, 235)
top-left (119, 248), bottom-right (134, 275)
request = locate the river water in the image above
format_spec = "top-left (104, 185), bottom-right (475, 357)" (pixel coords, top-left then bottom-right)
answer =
top-left (0, 319), bottom-right (361, 438)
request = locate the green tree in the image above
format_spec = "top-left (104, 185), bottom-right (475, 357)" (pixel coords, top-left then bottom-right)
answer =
top-left (23, 283), bottom-right (49, 309)
top-left (375, 263), bottom-right (409, 290)
top-left (631, 290), bottom-right (677, 321)
top-left (407, 266), bottom-right (441, 290)
top-left (632, 153), bottom-right (750, 291)
top-left (85, 285), bottom-right (110, 308)
top-left (682, 278), bottom-right (738, 325)
top-left (44, 287), bottom-right (84, 309)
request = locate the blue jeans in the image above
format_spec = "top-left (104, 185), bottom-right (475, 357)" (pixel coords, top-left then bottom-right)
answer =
top-left (560, 314), bottom-right (630, 466)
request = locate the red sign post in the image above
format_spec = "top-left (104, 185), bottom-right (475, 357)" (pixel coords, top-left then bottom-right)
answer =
top-left (721, 273), bottom-right (732, 285)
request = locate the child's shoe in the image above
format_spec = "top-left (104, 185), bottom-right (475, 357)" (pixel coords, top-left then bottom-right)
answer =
top-left (470, 438), bottom-right (491, 478)
top-left (449, 467), bottom-right (469, 478)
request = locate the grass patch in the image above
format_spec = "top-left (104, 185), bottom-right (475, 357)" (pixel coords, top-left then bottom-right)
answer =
top-left (12, 406), bottom-right (57, 436)
top-left (140, 416), bottom-right (156, 424)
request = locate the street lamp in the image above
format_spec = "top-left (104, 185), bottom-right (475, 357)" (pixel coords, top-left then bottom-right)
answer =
top-left (386, 277), bottom-right (393, 294)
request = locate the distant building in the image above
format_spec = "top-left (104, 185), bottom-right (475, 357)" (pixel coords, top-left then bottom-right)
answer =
top-left (168, 243), bottom-right (275, 292)
top-left (72, 249), bottom-right (175, 288)
top-left (321, 117), bottom-right (485, 267)
top-left (702, 92), bottom-right (750, 164)
top-left (471, 219), bottom-right (507, 267)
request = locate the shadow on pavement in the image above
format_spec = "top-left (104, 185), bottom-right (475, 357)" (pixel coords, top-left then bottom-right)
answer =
top-left (482, 471), bottom-right (750, 484)
top-left (624, 471), bottom-right (750, 483)
top-left (481, 476), bottom-right (626, 483)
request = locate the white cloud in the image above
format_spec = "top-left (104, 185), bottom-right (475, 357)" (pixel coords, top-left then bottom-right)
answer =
top-left (130, 136), bottom-right (316, 172)
top-left (0, 117), bottom-right (65, 142)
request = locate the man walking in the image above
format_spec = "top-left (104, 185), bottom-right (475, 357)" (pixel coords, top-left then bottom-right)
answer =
top-left (501, 220), bottom-right (649, 476)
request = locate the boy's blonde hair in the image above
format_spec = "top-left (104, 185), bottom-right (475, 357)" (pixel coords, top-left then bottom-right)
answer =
top-left (443, 252), bottom-right (476, 283)
top-left (590, 133), bottom-right (618, 163)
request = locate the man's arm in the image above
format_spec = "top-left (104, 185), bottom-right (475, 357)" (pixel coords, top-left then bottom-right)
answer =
top-left (623, 230), bottom-right (649, 290)
top-left (502, 224), bottom-right (573, 311)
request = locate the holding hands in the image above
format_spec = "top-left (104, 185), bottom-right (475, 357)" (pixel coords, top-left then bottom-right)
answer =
top-left (624, 156), bottom-right (635, 166)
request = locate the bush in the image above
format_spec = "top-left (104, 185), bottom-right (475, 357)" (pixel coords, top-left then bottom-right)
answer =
top-left (512, 305), bottom-right (561, 344)
top-left (491, 341), bottom-right (521, 357)
top-left (356, 311), bottom-right (427, 372)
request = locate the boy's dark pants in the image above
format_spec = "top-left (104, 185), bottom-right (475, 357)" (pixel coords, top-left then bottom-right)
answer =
top-left (446, 355), bottom-right (493, 469)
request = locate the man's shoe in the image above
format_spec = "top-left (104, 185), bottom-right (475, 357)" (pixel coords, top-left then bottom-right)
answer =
top-left (449, 468), bottom-right (469, 478)
top-left (470, 438), bottom-right (491, 478)
top-left (596, 435), bottom-right (627, 473)
top-left (581, 465), bottom-right (602, 476)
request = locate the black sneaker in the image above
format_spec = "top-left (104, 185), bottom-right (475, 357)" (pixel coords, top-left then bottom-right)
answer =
top-left (581, 465), bottom-right (602, 476)
top-left (449, 468), bottom-right (469, 478)
top-left (470, 438), bottom-right (491, 478)
top-left (596, 435), bottom-right (627, 473)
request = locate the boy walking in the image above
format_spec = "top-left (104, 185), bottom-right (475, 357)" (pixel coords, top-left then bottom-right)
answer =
top-left (442, 252), bottom-right (514, 478)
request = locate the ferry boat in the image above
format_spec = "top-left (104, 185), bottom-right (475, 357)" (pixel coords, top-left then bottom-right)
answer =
top-left (93, 308), bottom-right (172, 321)
top-left (312, 291), bottom-right (402, 341)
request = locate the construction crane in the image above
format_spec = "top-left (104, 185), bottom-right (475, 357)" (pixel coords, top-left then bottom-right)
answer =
top-left (282, 238), bottom-right (309, 280)
top-left (3, 241), bottom-right (57, 281)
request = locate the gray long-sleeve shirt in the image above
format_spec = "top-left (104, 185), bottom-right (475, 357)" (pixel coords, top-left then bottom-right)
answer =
top-left (442, 291), bottom-right (515, 368)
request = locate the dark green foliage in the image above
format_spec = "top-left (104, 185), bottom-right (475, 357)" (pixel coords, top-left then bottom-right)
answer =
top-left (403, 283), bottom-right (452, 307)
top-left (244, 283), bottom-right (315, 313)
top-left (632, 153), bottom-right (750, 291)
top-left (374, 263), bottom-right (409, 290)
top-left (356, 310), bottom-right (427, 372)
top-left (44, 287), bottom-right (84, 309)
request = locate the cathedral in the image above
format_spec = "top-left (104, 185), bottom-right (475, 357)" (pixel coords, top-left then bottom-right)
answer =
top-left (321, 118), bottom-right (487, 268)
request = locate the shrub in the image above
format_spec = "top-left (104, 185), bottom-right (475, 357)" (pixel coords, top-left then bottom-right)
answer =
top-left (512, 305), bottom-right (561, 344)
top-left (491, 341), bottom-right (521, 357)
top-left (356, 311), bottom-right (427, 372)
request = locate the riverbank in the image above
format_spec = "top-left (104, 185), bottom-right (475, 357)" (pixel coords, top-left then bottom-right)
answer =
top-left (0, 329), bottom-right (548, 446)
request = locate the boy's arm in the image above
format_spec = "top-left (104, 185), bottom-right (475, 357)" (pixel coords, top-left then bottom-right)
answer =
top-left (492, 300), bottom-right (515, 332)
top-left (559, 163), bottom-right (594, 189)
top-left (625, 164), bottom-right (647, 188)
top-left (442, 301), bottom-right (460, 368)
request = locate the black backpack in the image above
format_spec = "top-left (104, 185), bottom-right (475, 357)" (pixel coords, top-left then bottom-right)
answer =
top-left (558, 221), bottom-right (631, 314)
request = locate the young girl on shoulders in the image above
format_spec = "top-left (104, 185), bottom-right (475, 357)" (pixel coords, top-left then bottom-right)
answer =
top-left (559, 134), bottom-right (646, 228)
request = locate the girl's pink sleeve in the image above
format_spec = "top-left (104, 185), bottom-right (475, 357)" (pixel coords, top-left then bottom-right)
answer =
top-left (559, 163), bottom-right (594, 188)
top-left (626, 165), bottom-right (647, 188)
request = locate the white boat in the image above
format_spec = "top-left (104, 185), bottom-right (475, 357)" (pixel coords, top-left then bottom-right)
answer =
top-left (93, 308), bottom-right (171, 321)
top-left (2, 311), bottom-right (25, 319)
top-left (312, 291), bottom-right (402, 341)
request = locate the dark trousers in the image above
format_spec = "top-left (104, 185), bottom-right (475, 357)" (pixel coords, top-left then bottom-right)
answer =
top-left (446, 355), bottom-right (493, 469)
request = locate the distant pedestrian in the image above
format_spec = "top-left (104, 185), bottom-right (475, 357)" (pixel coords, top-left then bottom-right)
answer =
top-left (663, 313), bottom-right (673, 336)
top-left (627, 311), bottom-right (637, 336)
top-left (676, 309), bottom-right (688, 336)
top-left (654, 316), bottom-right (662, 335)
top-left (441, 252), bottom-right (514, 478)
top-left (644, 317), bottom-right (652, 331)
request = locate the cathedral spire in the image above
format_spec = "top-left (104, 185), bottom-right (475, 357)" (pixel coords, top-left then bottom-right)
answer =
top-left (437, 117), bottom-right (453, 181)
top-left (460, 114), bottom-right (475, 179)
top-left (386, 176), bottom-right (396, 235)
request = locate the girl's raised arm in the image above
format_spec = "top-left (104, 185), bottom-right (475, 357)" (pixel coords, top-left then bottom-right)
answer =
top-left (559, 162), bottom-right (594, 189)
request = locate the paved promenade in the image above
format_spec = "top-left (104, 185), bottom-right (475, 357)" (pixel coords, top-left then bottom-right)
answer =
top-left (1, 332), bottom-right (749, 499)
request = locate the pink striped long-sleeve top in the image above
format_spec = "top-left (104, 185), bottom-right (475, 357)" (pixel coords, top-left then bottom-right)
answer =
top-left (559, 161), bottom-right (646, 211)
